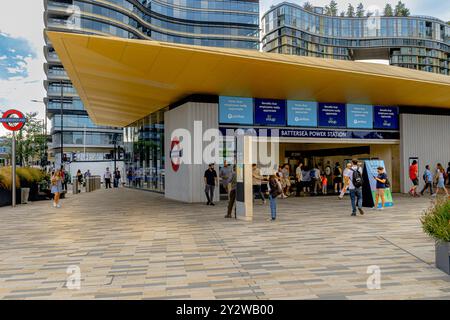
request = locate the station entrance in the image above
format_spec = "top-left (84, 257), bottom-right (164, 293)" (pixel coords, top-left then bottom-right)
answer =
top-left (277, 141), bottom-right (400, 194)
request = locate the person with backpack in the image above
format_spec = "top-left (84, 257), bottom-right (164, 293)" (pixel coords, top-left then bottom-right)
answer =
top-left (373, 166), bottom-right (388, 210)
top-left (310, 165), bottom-right (321, 195)
top-left (267, 174), bottom-right (283, 221)
top-left (224, 166), bottom-right (237, 219)
top-left (344, 159), bottom-right (365, 216)
top-left (420, 165), bottom-right (433, 196)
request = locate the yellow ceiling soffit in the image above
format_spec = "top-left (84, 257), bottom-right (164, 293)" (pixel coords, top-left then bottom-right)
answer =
top-left (47, 31), bottom-right (450, 127)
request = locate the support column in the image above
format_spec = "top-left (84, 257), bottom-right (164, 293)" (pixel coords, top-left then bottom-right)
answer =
top-left (236, 135), bottom-right (253, 221)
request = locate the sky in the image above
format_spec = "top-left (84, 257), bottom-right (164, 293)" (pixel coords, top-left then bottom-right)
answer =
top-left (0, 0), bottom-right (449, 135)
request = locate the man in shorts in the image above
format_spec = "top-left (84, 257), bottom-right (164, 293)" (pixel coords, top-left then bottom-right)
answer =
top-left (408, 160), bottom-right (419, 197)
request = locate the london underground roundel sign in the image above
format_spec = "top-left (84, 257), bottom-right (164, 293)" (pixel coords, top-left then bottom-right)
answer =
top-left (1, 109), bottom-right (26, 131)
top-left (170, 137), bottom-right (182, 172)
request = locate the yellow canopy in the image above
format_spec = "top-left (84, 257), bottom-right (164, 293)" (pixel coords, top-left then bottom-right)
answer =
top-left (47, 31), bottom-right (450, 127)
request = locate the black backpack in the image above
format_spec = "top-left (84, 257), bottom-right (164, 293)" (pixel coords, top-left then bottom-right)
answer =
top-left (351, 168), bottom-right (363, 188)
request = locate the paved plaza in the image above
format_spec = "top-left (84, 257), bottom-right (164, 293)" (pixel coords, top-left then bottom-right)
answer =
top-left (0, 188), bottom-right (449, 300)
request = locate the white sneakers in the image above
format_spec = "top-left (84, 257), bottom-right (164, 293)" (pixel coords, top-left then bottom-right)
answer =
top-left (53, 202), bottom-right (61, 208)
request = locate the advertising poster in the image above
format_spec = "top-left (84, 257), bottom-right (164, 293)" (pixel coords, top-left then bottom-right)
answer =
top-left (318, 103), bottom-right (346, 127)
top-left (374, 106), bottom-right (399, 130)
top-left (219, 96), bottom-right (253, 125)
top-left (346, 104), bottom-right (373, 129)
top-left (364, 160), bottom-right (394, 208)
top-left (254, 98), bottom-right (286, 126)
top-left (287, 100), bottom-right (318, 127)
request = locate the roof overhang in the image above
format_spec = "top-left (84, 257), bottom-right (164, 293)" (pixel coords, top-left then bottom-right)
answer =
top-left (47, 31), bottom-right (450, 127)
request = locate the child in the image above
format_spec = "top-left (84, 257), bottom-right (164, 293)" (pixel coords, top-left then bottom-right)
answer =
top-left (321, 174), bottom-right (328, 195)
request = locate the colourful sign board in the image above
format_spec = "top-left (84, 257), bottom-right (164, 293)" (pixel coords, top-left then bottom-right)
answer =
top-left (346, 104), bottom-right (373, 129)
top-left (287, 100), bottom-right (318, 127)
top-left (219, 96), bottom-right (254, 125)
top-left (254, 98), bottom-right (286, 126)
top-left (318, 103), bottom-right (346, 128)
top-left (364, 160), bottom-right (394, 208)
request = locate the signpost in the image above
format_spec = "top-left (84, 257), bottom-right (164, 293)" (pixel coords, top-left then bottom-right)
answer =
top-left (0, 109), bottom-right (26, 208)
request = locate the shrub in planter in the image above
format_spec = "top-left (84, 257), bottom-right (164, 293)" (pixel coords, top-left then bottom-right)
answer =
top-left (421, 198), bottom-right (450, 275)
top-left (0, 167), bottom-right (21, 190)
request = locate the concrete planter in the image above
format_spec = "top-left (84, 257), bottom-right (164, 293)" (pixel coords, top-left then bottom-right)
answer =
top-left (435, 242), bottom-right (450, 275)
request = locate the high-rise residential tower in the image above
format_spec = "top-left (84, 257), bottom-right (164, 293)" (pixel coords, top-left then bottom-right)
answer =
top-left (44, 0), bottom-right (260, 174)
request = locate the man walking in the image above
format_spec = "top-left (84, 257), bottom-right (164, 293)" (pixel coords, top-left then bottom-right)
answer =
top-left (344, 159), bottom-right (365, 217)
top-left (408, 160), bottom-right (419, 197)
top-left (204, 163), bottom-right (218, 206)
top-left (219, 160), bottom-right (233, 200)
top-left (311, 165), bottom-right (321, 195)
top-left (420, 165), bottom-right (434, 196)
top-left (114, 169), bottom-right (121, 188)
top-left (225, 166), bottom-right (237, 219)
top-left (104, 167), bottom-right (112, 189)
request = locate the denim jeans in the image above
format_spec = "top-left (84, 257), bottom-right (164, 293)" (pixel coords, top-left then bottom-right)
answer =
top-left (269, 194), bottom-right (277, 219)
top-left (349, 187), bottom-right (363, 214)
top-left (205, 185), bottom-right (215, 203)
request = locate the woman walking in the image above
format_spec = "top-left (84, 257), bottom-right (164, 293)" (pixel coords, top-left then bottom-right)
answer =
top-left (76, 169), bottom-right (83, 193)
top-left (433, 163), bottom-right (449, 197)
top-left (267, 174), bottom-right (282, 221)
top-left (51, 170), bottom-right (63, 208)
top-left (374, 166), bottom-right (388, 210)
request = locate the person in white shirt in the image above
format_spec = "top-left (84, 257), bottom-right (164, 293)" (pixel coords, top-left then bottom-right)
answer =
top-left (104, 167), bottom-right (112, 189)
top-left (343, 160), bottom-right (365, 216)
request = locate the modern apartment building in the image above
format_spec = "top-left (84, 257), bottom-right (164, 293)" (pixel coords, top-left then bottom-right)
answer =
top-left (44, 0), bottom-right (260, 176)
top-left (262, 2), bottom-right (450, 75)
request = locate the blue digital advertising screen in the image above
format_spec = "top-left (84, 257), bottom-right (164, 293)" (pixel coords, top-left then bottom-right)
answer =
top-left (219, 96), bottom-right (254, 125)
top-left (318, 103), bottom-right (346, 128)
top-left (374, 106), bottom-right (399, 130)
top-left (346, 104), bottom-right (373, 129)
top-left (254, 98), bottom-right (286, 126)
top-left (287, 100), bottom-right (318, 127)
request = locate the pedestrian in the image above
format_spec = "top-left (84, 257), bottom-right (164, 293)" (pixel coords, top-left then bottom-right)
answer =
top-left (433, 163), bottom-right (449, 197)
top-left (220, 160), bottom-right (233, 200)
top-left (252, 164), bottom-right (266, 204)
top-left (281, 164), bottom-right (291, 197)
top-left (373, 166), bottom-right (388, 210)
top-left (104, 167), bottom-right (112, 189)
top-left (51, 170), bottom-right (63, 208)
top-left (302, 166), bottom-right (311, 194)
top-left (295, 162), bottom-right (303, 197)
top-left (76, 169), bottom-right (83, 193)
top-left (344, 159), bottom-right (365, 216)
top-left (321, 174), bottom-right (328, 195)
top-left (333, 162), bottom-right (343, 194)
top-left (408, 160), bottom-right (419, 197)
top-left (267, 173), bottom-right (283, 221)
top-left (114, 169), bottom-right (121, 188)
top-left (60, 166), bottom-right (68, 191)
top-left (225, 166), bottom-right (237, 219)
top-left (84, 169), bottom-right (91, 178)
top-left (420, 165), bottom-right (434, 196)
top-left (204, 163), bottom-right (218, 206)
top-left (311, 165), bottom-right (321, 195)
top-left (127, 168), bottom-right (133, 186)
top-left (339, 163), bottom-right (352, 199)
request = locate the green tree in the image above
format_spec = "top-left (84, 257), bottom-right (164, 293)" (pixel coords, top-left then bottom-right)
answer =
top-left (340, 11), bottom-right (346, 17)
top-left (384, 3), bottom-right (394, 16)
top-left (303, 2), bottom-right (314, 12)
top-left (356, 3), bottom-right (365, 17)
top-left (325, 0), bottom-right (339, 16)
top-left (346, 3), bottom-right (355, 17)
top-left (394, 1), bottom-right (410, 17)
top-left (4, 112), bottom-right (46, 167)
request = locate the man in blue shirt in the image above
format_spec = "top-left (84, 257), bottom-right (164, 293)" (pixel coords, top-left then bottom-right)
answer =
top-left (420, 165), bottom-right (434, 196)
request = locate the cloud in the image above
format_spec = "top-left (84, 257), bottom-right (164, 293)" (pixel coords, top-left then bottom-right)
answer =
top-left (0, 0), bottom-right (45, 136)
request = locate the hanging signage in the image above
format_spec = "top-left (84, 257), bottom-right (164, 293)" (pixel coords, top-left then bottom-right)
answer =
top-left (346, 104), bottom-right (373, 129)
top-left (219, 96), bottom-right (253, 125)
top-left (287, 100), bottom-right (318, 127)
top-left (374, 106), bottom-right (399, 130)
top-left (254, 98), bottom-right (286, 126)
top-left (318, 103), bottom-right (346, 128)
top-left (169, 137), bottom-right (182, 172)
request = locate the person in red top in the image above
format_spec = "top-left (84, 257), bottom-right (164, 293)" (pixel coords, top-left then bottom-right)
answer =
top-left (408, 160), bottom-right (419, 197)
